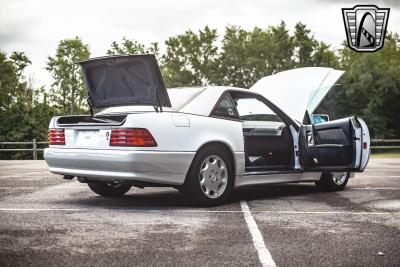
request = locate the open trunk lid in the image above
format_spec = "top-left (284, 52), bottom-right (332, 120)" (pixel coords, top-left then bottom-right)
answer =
top-left (250, 67), bottom-right (344, 123)
top-left (79, 54), bottom-right (171, 108)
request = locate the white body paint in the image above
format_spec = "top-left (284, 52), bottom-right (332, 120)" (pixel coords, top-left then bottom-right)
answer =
top-left (45, 68), bottom-right (371, 187)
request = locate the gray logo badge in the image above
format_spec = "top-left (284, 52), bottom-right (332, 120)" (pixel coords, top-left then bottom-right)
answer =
top-left (342, 5), bottom-right (390, 52)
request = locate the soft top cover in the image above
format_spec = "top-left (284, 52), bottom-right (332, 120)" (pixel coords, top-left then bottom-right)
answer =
top-left (79, 54), bottom-right (171, 108)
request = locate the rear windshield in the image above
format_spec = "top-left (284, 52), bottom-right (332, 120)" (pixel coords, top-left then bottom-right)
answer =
top-left (96, 87), bottom-right (204, 115)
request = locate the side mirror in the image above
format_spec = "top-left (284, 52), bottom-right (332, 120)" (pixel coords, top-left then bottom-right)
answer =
top-left (312, 114), bottom-right (330, 124)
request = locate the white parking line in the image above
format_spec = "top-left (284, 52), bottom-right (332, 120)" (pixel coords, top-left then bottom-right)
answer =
top-left (252, 210), bottom-right (399, 215)
top-left (0, 186), bottom-right (88, 189)
top-left (349, 187), bottom-right (400, 190)
top-left (0, 208), bottom-right (398, 216)
top-left (2, 186), bottom-right (400, 191)
top-left (240, 200), bottom-right (276, 267)
top-left (0, 208), bottom-right (82, 211)
top-left (356, 175), bottom-right (400, 178)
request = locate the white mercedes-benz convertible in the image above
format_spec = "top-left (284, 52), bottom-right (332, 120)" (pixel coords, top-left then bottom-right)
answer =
top-left (44, 55), bottom-right (370, 206)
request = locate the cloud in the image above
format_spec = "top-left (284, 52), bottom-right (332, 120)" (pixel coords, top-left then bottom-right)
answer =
top-left (316, 0), bottom-right (400, 8)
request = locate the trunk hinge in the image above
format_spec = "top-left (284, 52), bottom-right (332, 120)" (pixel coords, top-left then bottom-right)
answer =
top-left (86, 96), bottom-right (117, 124)
top-left (87, 97), bottom-right (94, 117)
top-left (153, 87), bottom-right (163, 113)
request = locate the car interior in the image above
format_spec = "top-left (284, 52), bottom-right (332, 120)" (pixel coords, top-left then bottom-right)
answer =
top-left (211, 91), bottom-right (360, 173)
top-left (212, 92), bottom-right (294, 172)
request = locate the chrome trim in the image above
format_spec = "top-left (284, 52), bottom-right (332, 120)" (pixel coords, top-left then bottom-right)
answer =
top-left (244, 170), bottom-right (301, 176)
top-left (290, 125), bottom-right (301, 169)
top-left (235, 172), bottom-right (301, 187)
top-left (332, 172), bottom-right (348, 185)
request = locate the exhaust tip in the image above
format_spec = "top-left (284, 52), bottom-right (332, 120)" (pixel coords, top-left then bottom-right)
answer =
top-left (77, 177), bottom-right (88, 183)
top-left (63, 175), bottom-right (74, 180)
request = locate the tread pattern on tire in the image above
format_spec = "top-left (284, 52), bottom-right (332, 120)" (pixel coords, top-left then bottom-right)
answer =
top-left (88, 182), bottom-right (131, 197)
top-left (315, 172), bottom-right (349, 192)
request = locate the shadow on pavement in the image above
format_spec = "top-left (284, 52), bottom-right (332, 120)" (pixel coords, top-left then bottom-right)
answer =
top-left (55, 183), bottom-right (320, 209)
top-left (229, 183), bottom-right (318, 202)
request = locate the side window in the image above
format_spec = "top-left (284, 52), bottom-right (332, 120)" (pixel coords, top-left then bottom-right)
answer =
top-left (212, 94), bottom-right (238, 119)
top-left (235, 97), bottom-right (283, 122)
top-left (235, 96), bottom-right (285, 137)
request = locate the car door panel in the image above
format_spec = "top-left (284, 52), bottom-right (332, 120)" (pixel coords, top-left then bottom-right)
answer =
top-left (243, 124), bottom-right (292, 168)
top-left (299, 117), bottom-right (370, 171)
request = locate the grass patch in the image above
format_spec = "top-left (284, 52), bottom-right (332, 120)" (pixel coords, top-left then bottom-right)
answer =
top-left (371, 152), bottom-right (400, 158)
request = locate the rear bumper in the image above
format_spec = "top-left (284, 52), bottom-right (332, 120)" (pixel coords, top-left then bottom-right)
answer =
top-left (44, 148), bottom-right (195, 185)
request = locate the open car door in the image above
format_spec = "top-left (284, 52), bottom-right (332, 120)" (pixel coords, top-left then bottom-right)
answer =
top-left (299, 117), bottom-right (370, 172)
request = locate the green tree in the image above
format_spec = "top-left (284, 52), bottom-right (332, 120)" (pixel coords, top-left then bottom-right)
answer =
top-left (10, 51), bottom-right (31, 78)
top-left (268, 21), bottom-right (295, 72)
top-left (215, 22), bottom-right (296, 88)
top-left (109, 22), bottom-right (338, 89)
top-left (214, 26), bottom-right (273, 88)
top-left (312, 41), bottom-right (339, 68)
top-left (0, 51), bottom-right (20, 109)
top-left (46, 37), bottom-right (90, 115)
top-left (0, 51), bottom-right (53, 159)
top-left (337, 33), bottom-right (400, 138)
top-left (293, 22), bottom-right (317, 67)
top-left (107, 37), bottom-right (160, 59)
top-left (162, 26), bottom-right (219, 87)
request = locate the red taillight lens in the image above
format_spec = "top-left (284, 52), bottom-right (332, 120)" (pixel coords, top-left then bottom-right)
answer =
top-left (48, 129), bottom-right (65, 145)
top-left (109, 128), bottom-right (157, 147)
top-left (363, 142), bottom-right (368, 149)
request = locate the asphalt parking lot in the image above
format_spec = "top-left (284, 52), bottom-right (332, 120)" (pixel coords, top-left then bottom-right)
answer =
top-left (0, 159), bottom-right (399, 267)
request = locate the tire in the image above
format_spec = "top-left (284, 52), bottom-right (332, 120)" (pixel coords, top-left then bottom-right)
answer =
top-left (88, 181), bottom-right (131, 197)
top-left (315, 172), bottom-right (350, 192)
top-left (179, 144), bottom-right (234, 206)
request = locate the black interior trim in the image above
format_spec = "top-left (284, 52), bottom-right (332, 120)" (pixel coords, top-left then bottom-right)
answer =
top-left (300, 117), bottom-right (356, 169)
top-left (57, 115), bottom-right (126, 126)
top-left (209, 91), bottom-right (240, 120)
top-left (304, 166), bottom-right (364, 172)
top-left (245, 165), bottom-right (293, 172)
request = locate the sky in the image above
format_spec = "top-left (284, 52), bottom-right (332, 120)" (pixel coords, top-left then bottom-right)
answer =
top-left (0, 0), bottom-right (399, 88)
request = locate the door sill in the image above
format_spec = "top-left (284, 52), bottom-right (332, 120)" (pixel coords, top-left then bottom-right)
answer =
top-left (244, 169), bottom-right (301, 176)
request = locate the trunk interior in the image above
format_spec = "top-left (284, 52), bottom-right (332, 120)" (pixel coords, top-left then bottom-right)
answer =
top-left (57, 115), bottom-right (127, 127)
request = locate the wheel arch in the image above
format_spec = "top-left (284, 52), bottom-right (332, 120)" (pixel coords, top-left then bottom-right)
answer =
top-left (183, 140), bottom-right (236, 185)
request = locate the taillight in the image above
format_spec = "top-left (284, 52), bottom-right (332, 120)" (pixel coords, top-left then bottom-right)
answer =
top-left (48, 129), bottom-right (65, 145)
top-left (109, 128), bottom-right (157, 147)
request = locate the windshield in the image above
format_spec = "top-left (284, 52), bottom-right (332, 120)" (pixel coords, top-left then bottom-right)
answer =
top-left (96, 87), bottom-right (204, 115)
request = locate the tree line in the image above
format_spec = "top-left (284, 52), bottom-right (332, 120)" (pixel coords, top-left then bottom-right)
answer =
top-left (1, 21), bottom-right (399, 159)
